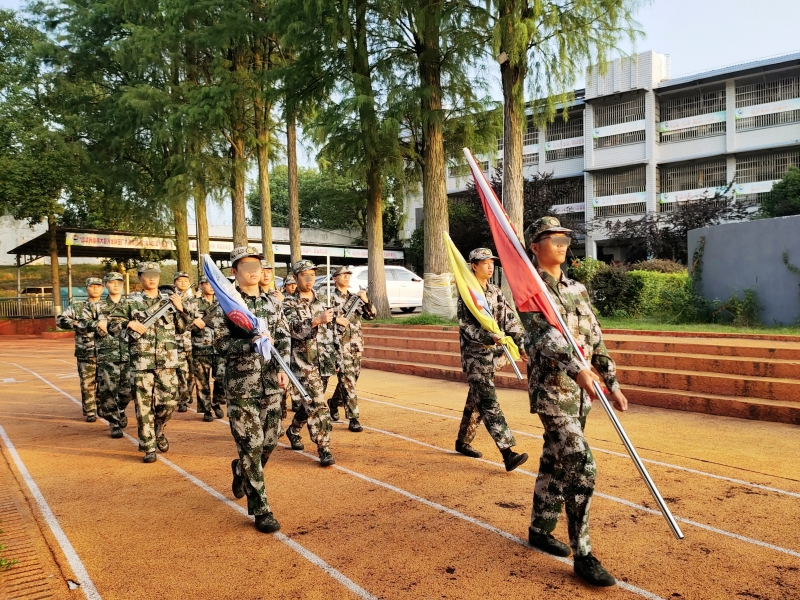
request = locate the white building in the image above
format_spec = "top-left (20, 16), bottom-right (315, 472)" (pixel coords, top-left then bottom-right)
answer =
top-left (402, 50), bottom-right (800, 261)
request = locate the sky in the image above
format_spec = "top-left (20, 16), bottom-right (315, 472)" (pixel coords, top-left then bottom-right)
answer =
top-left (3, 0), bottom-right (799, 226)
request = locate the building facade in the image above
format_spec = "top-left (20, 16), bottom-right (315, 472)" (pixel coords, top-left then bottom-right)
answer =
top-left (403, 50), bottom-right (800, 261)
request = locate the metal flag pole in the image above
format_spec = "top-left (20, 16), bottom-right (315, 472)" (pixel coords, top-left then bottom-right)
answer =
top-left (463, 147), bottom-right (684, 541)
top-left (501, 344), bottom-right (523, 380)
top-left (326, 250), bottom-right (331, 302)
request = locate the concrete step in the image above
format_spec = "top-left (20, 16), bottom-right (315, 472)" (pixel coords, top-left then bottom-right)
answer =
top-left (611, 350), bottom-right (800, 379)
top-left (616, 365), bottom-right (800, 403)
top-left (360, 358), bottom-right (800, 425)
top-left (364, 345), bottom-right (523, 375)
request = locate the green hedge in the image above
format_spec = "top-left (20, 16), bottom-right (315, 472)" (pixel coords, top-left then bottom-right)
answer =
top-left (628, 270), bottom-right (690, 319)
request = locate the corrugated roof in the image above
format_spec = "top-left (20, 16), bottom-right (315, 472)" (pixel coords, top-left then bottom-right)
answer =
top-left (658, 50), bottom-right (800, 89)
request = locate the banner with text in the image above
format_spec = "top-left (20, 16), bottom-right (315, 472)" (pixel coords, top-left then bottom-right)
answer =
top-left (592, 191), bottom-right (647, 208)
top-left (734, 98), bottom-right (800, 120)
top-left (657, 111), bottom-right (726, 133)
top-left (544, 136), bottom-right (584, 151)
top-left (592, 119), bottom-right (645, 139)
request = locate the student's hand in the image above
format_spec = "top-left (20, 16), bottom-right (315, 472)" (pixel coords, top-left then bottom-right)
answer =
top-left (519, 349), bottom-right (528, 363)
top-left (97, 319), bottom-right (108, 334)
top-left (127, 321), bottom-right (148, 335)
top-left (609, 390), bottom-right (628, 412)
top-left (169, 293), bottom-right (183, 312)
top-left (490, 333), bottom-right (502, 344)
top-left (193, 318), bottom-right (206, 329)
top-left (575, 368), bottom-right (604, 400)
top-left (313, 308), bottom-right (335, 327)
top-left (277, 372), bottom-right (288, 389)
top-left (274, 290), bottom-right (284, 302)
top-left (357, 290), bottom-right (368, 303)
top-left (336, 316), bottom-right (350, 327)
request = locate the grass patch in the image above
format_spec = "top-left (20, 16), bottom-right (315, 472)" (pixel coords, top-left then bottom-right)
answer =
top-left (372, 313), bottom-right (457, 327)
top-left (599, 316), bottom-right (800, 336)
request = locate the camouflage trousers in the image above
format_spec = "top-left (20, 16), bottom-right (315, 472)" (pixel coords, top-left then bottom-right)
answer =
top-left (176, 351), bottom-right (193, 408)
top-left (96, 360), bottom-right (133, 428)
top-left (134, 369), bottom-right (179, 453)
top-left (530, 414), bottom-right (596, 557)
top-left (288, 373), bottom-right (331, 452)
top-left (228, 393), bottom-right (282, 516)
top-left (192, 354), bottom-right (224, 415)
top-left (457, 373), bottom-right (516, 451)
top-left (330, 350), bottom-right (362, 420)
top-left (76, 359), bottom-right (98, 417)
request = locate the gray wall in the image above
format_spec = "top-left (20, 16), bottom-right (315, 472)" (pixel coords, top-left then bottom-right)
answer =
top-left (688, 215), bottom-right (800, 325)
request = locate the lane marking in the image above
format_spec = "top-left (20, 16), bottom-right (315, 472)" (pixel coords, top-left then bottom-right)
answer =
top-left (0, 425), bottom-right (102, 600)
top-left (361, 396), bottom-right (800, 499)
top-left (3, 362), bottom-right (378, 600)
top-left (357, 424), bottom-right (800, 559)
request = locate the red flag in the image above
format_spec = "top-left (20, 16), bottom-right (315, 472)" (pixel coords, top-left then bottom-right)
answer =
top-left (462, 148), bottom-right (563, 333)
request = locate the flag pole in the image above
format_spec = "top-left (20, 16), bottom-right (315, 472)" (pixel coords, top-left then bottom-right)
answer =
top-left (463, 147), bottom-right (684, 541)
top-left (502, 344), bottom-right (523, 380)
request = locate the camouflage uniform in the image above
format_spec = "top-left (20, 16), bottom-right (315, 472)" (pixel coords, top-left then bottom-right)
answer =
top-left (174, 277), bottom-right (194, 410)
top-left (283, 266), bottom-right (340, 455)
top-left (521, 266), bottom-right (619, 557)
top-left (215, 282), bottom-right (290, 516)
top-left (109, 286), bottom-right (186, 454)
top-left (186, 294), bottom-right (225, 416)
top-left (57, 295), bottom-right (100, 418)
top-left (456, 281), bottom-right (525, 451)
top-left (87, 290), bottom-right (133, 429)
top-left (325, 286), bottom-right (377, 420)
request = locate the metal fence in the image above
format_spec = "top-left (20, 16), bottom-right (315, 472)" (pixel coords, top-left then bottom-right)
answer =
top-left (524, 115), bottom-right (539, 147)
top-left (660, 159), bottom-right (728, 193)
top-left (593, 95), bottom-right (646, 149)
top-left (734, 148), bottom-right (800, 204)
top-left (551, 178), bottom-right (585, 206)
top-left (594, 165), bottom-right (646, 197)
top-left (0, 296), bottom-right (57, 318)
top-left (736, 75), bottom-right (800, 131)
top-left (522, 152), bottom-right (538, 166)
top-left (545, 113), bottom-right (584, 161)
top-left (594, 202), bottom-right (647, 218)
top-left (659, 90), bottom-right (727, 143)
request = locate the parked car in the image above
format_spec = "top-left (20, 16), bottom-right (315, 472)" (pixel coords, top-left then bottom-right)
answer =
top-left (313, 265), bottom-right (422, 312)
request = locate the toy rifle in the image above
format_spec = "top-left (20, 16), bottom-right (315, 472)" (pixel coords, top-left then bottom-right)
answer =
top-left (128, 295), bottom-right (176, 340)
top-left (190, 301), bottom-right (220, 330)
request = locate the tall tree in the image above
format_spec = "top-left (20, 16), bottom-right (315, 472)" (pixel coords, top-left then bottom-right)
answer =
top-left (492, 0), bottom-right (641, 234)
top-left (286, 110), bottom-right (302, 264)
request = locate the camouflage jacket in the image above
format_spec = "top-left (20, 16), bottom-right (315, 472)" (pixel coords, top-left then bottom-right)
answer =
top-left (283, 291), bottom-right (341, 379)
top-left (215, 286), bottom-right (290, 401)
top-left (458, 283), bottom-right (525, 374)
top-left (56, 300), bottom-right (98, 360)
top-left (86, 297), bottom-right (130, 364)
top-left (186, 296), bottom-right (223, 356)
top-left (176, 290), bottom-right (193, 354)
top-left (323, 288), bottom-right (377, 353)
top-left (108, 292), bottom-right (187, 371)
top-left (520, 268), bottom-right (619, 418)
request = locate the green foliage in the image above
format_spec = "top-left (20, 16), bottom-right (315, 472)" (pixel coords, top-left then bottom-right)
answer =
top-left (629, 259), bottom-right (686, 274)
top-left (405, 226), bottom-right (425, 275)
top-left (567, 257), bottom-right (607, 288)
top-left (591, 266), bottom-right (643, 318)
top-left (761, 167), bottom-right (800, 218)
top-left (629, 270), bottom-right (692, 321)
top-left (373, 313), bottom-right (457, 327)
top-left (0, 523), bottom-right (17, 570)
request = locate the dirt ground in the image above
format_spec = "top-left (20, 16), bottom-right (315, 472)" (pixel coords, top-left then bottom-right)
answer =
top-left (0, 337), bottom-right (798, 600)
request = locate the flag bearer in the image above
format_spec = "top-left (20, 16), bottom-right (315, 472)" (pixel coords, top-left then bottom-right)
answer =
top-left (521, 216), bottom-right (628, 587)
top-left (455, 248), bottom-right (529, 472)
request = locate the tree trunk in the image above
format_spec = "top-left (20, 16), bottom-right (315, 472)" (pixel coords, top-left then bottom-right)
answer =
top-left (254, 97), bottom-right (274, 264)
top-left (287, 112), bottom-right (302, 265)
top-left (173, 197), bottom-right (191, 273)
top-left (47, 214), bottom-right (61, 315)
top-left (350, 0), bottom-right (390, 318)
top-left (499, 3), bottom-right (526, 240)
top-left (193, 177), bottom-right (210, 277)
top-left (230, 136), bottom-right (248, 247)
top-left (417, 1), bottom-right (454, 317)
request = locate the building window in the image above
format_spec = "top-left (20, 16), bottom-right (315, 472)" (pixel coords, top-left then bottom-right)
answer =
top-left (658, 159), bottom-right (728, 212)
top-left (593, 166), bottom-right (647, 218)
top-left (414, 207), bottom-right (424, 230)
top-left (735, 75), bottom-right (800, 131)
top-left (523, 114), bottom-right (539, 147)
top-left (522, 152), bottom-right (538, 166)
top-left (545, 113), bottom-right (584, 161)
top-left (659, 90), bottom-right (726, 143)
top-left (734, 148), bottom-right (800, 203)
top-left (593, 95), bottom-right (646, 149)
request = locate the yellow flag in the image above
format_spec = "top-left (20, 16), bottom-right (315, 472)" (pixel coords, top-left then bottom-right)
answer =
top-left (444, 232), bottom-right (520, 360)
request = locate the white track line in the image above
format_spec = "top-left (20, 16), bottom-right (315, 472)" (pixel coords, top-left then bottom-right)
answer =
top-left (357, 423), bottom-right (800, 559)
top-left (4, 362), bottom-right (377, 600)
top-left (0, 424), bottom-right (102, 600)
top-left (361, 396), bottom-right (800, 499)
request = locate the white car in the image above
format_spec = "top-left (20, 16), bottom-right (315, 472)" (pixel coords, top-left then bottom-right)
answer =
top-left (314, 265), bottom-right (423, 312)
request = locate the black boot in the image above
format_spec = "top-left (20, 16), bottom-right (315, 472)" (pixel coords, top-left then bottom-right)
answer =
top-left (86, 415), bottom-right (97, 423)
top-left (328, 399), bottom-right (341, 422)
top-left (455, 440), bottom-right (482, 458)
top-left (349, 418), bottom-right (363, 432)
top-left (319, 449), bottom-right (335, 467)
top-left (203, 412), bottom-right (214, 422)
top-left (177, 404), bottom-right (188, 413)
top-left (213, 405), bottom-right (224, 419)
top-left (110, 426), bottom-right (123, 439)
top-left (528, 528), bottom-right (571, 557)
top-left (574, 553), bottom-right (616, 587)
top-left (286, 427), bottom-right (304, 451)
top-left (501, 448), bottom-right (529, 472)
top-left (119, 412), bottom-right (128, 428)
top-left (254, 512), bottom-right (281, 533)
top-left (231, 459), bottom-right (245, 499)
top-left (143, 451), bottom-right (157, 463)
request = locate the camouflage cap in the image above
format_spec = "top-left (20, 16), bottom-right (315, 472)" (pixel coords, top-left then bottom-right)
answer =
top-left (103, 272), bottom-right (123, 283)
top-left (85, 277), bottom-right (103, 287)
top-left (137, 261), bottom-right (161, 275)
top-left (292, 259), bottom-right (316, 275)
top-left (283, 274), bottom-right (296, 285)
top-left (468, 248), bottom-right (498, 262)
top-left (332, 265), bottom-right (353, 277)
top-left (230, 245), bottom-right (263, 265)
top-left (260, 259), bottom-right (273, 270)
top-left (524, 216), bottom-right (572, 246)
top-left (173, 271), bottom-right (190, 282)
top-left (198, 275), bottom-right (208, 284)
